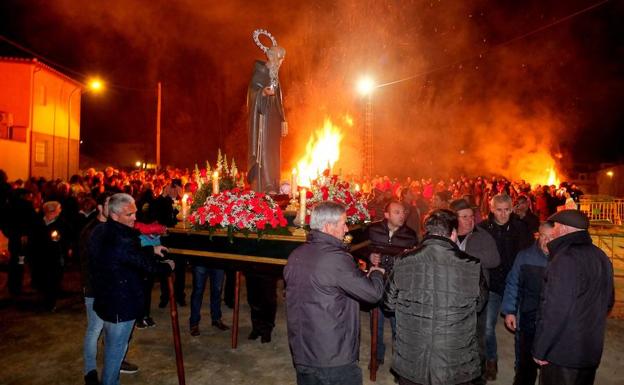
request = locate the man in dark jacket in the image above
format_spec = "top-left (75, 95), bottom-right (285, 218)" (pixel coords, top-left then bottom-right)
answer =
top-left (284, 201), bottom-right (385, 385)
top-left (533, 210), bottom-right (614, 385)
top-left (501, 221), bottom-right (554, 385)
top-left (366, 200), bottom-right (418, 364)
top-left (385, 209), bottom-right (486, 385)
top-left (88, 193), bottom-right (174, 385)
top-left (450, 198), bottom-right (500, 385)
top-left (29, 201), bottom-right (71, 311)
top-left (513, 195), bottom-right (540, 235)
top-left (478, 194), bottom-right (533, 380)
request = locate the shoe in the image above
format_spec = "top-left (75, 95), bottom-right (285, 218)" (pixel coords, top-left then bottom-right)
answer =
top-left (485, 360), bottom-right (497, 381)
top-left (248, 330), bottom-right (260, 340)
top-left (158, 299), bottom-right (168, 308)
top-left (135, 319), bottom-right (148, 329)
top-left (212, 320), bottom-right (230, 331)
top-left (120, 360), bottom-right (138, 374)
top-left (261, 332), bottom-right (271, 344)
top-left (84, 369), bottom-right (99, 385)
top-left (190, 324), bottom-right (200, 336)
top-left (144, 317), bottom-right (156, 327)
top-left (176, 298), bottom-right (187, 307)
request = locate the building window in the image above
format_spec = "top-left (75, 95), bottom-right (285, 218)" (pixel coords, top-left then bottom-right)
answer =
top-left (34, 141), bottom-right (47, 165)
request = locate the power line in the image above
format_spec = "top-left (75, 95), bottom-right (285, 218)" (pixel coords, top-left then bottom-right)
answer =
top-left (0, 34), bottom-right (152, 91)
top-left (0, 34), bottom-right (88, 79)
top-left (376, 0), bottom-right (611, 89)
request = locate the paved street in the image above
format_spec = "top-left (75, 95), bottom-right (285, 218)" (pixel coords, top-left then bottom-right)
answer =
top-left (1, 270), bottom-right (623, 385)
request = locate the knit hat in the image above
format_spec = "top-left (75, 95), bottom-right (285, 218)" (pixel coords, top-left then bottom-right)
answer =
top-left (548, 209), bottom-right (589, 230)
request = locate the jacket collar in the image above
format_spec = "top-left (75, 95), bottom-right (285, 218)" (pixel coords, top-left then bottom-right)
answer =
top-left (422, 234), bottom-right (460, 251)
top-left (547, 230), bottom-right (592, 256)
top-left (107, 218), bottom-right (140, 236)
top-left (308, 229), bottom-right (348, 250)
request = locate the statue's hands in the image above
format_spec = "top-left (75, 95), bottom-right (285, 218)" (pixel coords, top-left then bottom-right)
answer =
top-left (262, 86), bottom-right (275, 96)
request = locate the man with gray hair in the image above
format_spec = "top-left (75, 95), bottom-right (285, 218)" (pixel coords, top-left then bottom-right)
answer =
top-left (88, 193), bottom-right (174, 385)
top-left (478, 193), bottom-right (533, 380)
top-left (285, 201), bottom-right (385, 385)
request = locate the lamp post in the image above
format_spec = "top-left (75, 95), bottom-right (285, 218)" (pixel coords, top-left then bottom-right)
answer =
top-left (67, 78), bottom-right (103, 179)
top-left (357, 76), bottom-right (375, 177)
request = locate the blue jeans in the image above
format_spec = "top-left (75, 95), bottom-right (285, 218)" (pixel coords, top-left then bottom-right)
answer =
top-left (189, 264), bottom-right (225, 326)
top-left (295, 362), bottom-right (362, 385)
top-left (485, 291), bottom-right (502, 361)
top-left (101, 319), bottom-right (135, 385)
top-left (376, 308), bottom-right (396, 361)
top-left (83, 297), bottom-right (104, 374)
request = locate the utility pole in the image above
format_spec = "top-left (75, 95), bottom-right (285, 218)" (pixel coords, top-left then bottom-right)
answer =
top-left (156, 81), bottom-right (162, 169)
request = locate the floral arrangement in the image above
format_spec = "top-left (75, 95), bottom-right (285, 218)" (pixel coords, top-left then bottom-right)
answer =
top-left (305, 173), bottom-right (370, 225)
top-left (191, 149), bottom-right (244, 213)
top-left (189, 188), bottom-right (288, 235)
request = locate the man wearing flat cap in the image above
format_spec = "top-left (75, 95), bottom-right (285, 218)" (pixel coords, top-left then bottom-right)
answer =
top-left (532, 210), bottom-right (614, 385)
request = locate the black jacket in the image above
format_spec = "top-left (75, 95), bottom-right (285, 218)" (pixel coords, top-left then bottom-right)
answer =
top-left (533, 230), bottom-right (614, 368)
top-left (78, 217), bottom-right (102, 298)
top-left (284, 230), bottom-right (384, 368)
top-left (385, 235), bottom-right (486, 385)
top-left (478, 213), bottom-right (533, 295)
top-left (366, 220), bottom-right (418, 275)
top-left (88, 219), bottom-right (172, 323)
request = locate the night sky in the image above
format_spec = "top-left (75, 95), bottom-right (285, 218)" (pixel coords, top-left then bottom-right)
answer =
top-left (1, 0), bottom-right (623, 178)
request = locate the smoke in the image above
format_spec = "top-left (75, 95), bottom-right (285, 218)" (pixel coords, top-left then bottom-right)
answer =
top-left (19, 0), bottom-right (618, 181)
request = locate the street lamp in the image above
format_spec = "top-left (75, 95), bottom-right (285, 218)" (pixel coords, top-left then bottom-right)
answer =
top-left (356, 76), bottom-right (375, 177)
top-left (67, 78), bottom-right (104, 179)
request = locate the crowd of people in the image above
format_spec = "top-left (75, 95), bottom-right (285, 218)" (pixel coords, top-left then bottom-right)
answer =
top-left (0, 166), bottom-right (613, 385)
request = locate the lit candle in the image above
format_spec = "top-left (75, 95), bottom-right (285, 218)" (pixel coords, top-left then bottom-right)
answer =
top-left (212, 171), bottom-right (219, 194)
top-left (51, 230), bottom-right (59, 241)
top-left (355, 183), bottom-right (361, 193)
top-left (291, 168), bottom-right (298, 198)
top-left (181, 194), bottom-right (189, 220)
top-left (299, 188), bottom-right (307, 226)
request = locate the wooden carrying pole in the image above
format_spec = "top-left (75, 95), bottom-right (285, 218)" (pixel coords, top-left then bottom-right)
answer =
top-left (370, 308), bottom-right (379, 381)
top-left (232, 271), bottom-right (241, 348)
top-left (168, 275), bottom-right (186, 385)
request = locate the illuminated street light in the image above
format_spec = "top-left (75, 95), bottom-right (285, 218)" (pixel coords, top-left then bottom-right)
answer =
top-left (67, 77), bottom-right (104, 178)
top-left (88, 78), bottom-right (104, 92)
top-left (356, 76), bottom-right (375, 96)
top-left (607, 170), bottom-right (614, 177)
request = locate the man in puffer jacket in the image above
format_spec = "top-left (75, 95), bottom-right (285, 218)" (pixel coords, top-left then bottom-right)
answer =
top-left (385, 209), bottom-right (486, 385)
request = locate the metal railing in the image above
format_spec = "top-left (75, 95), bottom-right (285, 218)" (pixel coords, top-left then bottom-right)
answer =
top-left (579, 198), bottom-right (624, 225)
top-left (589, 229), bottom-right (624, 317)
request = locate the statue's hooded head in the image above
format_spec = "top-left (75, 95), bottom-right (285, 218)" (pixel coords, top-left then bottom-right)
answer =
top-left (267, 46), bottom-right (286, 66)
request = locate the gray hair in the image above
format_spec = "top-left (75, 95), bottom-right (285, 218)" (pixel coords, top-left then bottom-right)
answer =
top-left (490, 193), bottom-right (512, 208)
top-left (108, 193), bottom-right (135, 214)
top-left (309, 201), bottom-right (346, 230)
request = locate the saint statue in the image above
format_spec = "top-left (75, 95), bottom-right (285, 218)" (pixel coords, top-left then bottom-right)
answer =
top-left (247, 29), bottom-right (288, 194)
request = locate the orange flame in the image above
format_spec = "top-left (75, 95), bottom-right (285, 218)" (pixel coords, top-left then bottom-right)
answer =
top-left (297, 118), bottom-right (343, 187)
top-left (517, 151), bottom-right (562, 187)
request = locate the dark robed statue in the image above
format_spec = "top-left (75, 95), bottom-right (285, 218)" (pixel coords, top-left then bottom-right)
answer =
top-left (247, 29), bottom-right (287, 194)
